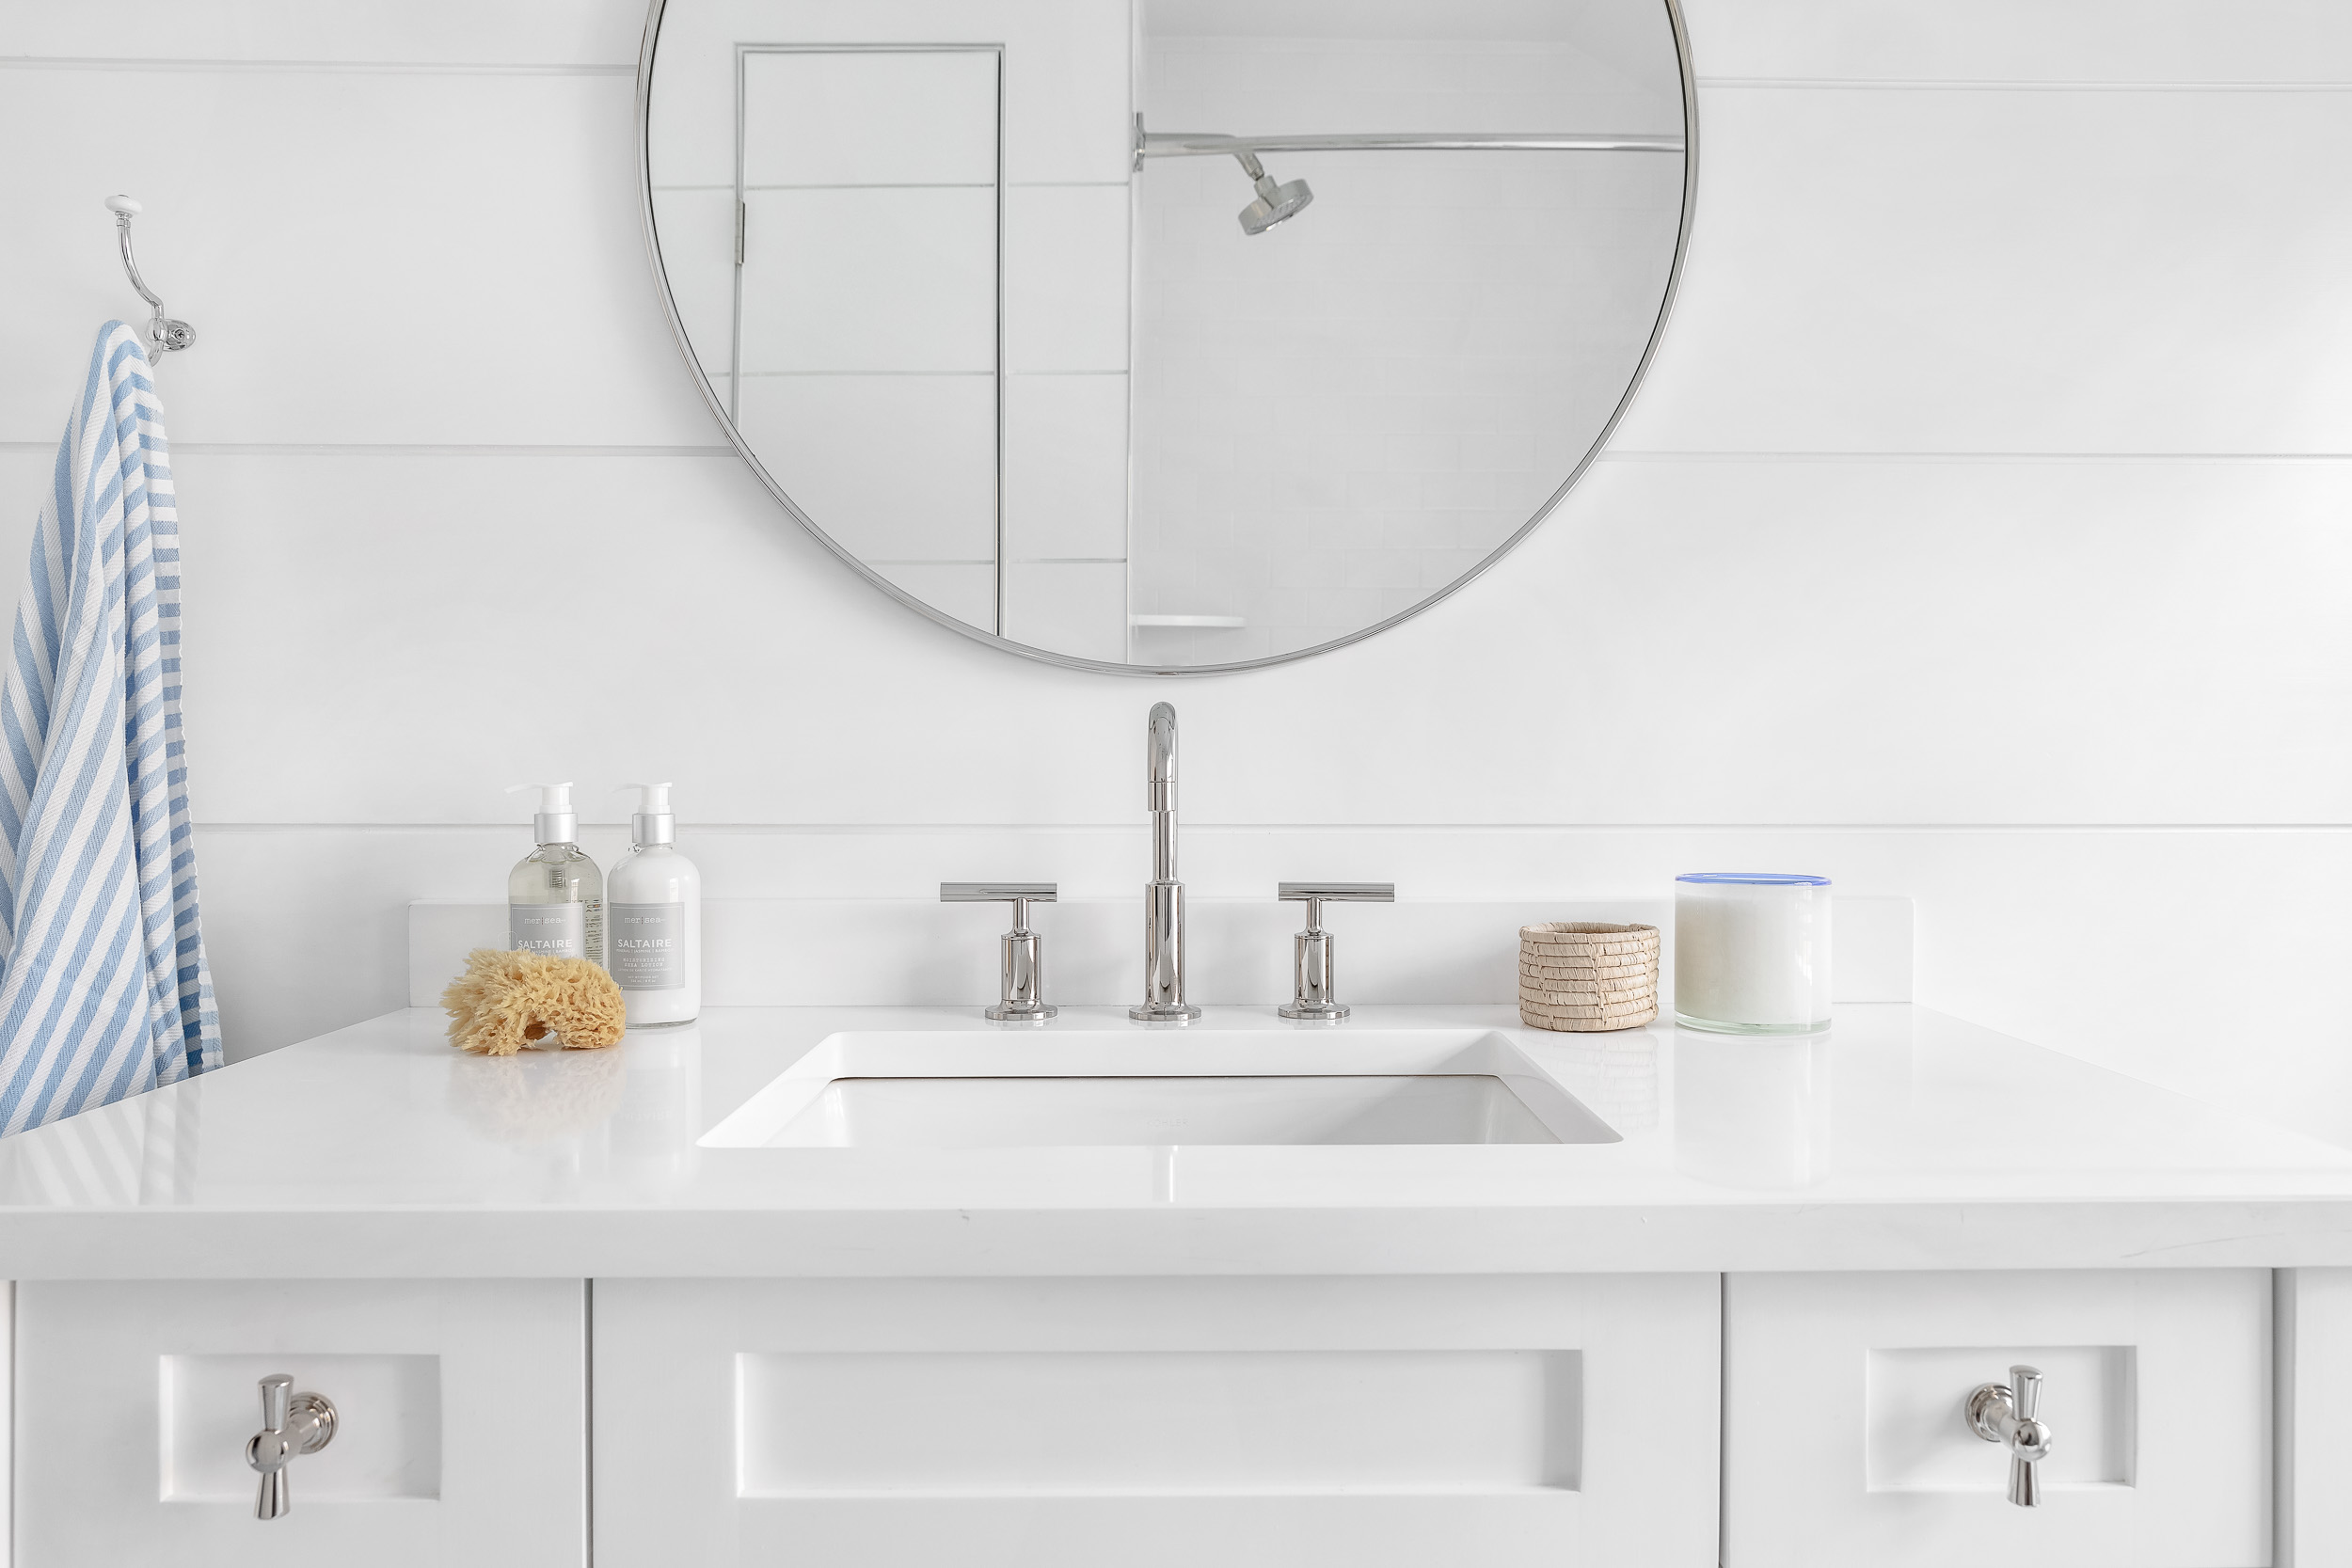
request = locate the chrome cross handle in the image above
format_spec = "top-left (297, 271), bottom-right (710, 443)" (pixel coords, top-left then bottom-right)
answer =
top-left (1277, 882), bottom-right (1394, 1022)
top-left (942, 882), bottom-right (1057, 1022)
top-left (245, 1373), bottom-right (337, 1520)
top-left (1966, 1363), bottom-right (2052, 1507)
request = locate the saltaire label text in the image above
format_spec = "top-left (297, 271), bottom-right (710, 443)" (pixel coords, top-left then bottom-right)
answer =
top-left (609, 902), bottom-right (686, 990)
top-left (509, 901), bottom-right (587, 962)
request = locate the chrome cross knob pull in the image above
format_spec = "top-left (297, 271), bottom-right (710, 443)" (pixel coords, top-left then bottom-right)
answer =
top-left (1966, 1363), bottom-right (2052, 1507)
top-left (245, 1373), bottom-right (337, 1520)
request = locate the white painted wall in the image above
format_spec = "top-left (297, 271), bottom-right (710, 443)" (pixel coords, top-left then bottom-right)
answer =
top-left (0, 3), bottom-right (2347, 1143)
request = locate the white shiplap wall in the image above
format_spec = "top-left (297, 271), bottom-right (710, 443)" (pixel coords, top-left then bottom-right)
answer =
top-left (0, 3), bottom-right (2347, 1141)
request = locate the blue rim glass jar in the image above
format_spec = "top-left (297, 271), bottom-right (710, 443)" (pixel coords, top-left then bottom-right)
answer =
top-left (1673, 873), bottom-right (1832, 1034)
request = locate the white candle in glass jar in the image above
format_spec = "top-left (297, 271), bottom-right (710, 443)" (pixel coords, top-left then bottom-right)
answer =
top-left (1673, 873), bottom-right (1833, 1034)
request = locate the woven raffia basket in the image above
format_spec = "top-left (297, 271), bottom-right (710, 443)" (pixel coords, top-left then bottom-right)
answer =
top-left (1518, 922), bottom-right (1661, 1033)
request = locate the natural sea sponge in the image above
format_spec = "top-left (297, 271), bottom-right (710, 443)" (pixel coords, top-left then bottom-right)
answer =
top-left (440, 946), bottom-right (626, 1055)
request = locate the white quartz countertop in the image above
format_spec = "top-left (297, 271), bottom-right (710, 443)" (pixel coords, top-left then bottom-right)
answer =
top-left (0, 1004), bottom-right (2346, 1278)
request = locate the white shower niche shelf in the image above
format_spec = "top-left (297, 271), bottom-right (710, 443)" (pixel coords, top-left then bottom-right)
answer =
top-left (699, 1029), bottom-right (1618, 1148)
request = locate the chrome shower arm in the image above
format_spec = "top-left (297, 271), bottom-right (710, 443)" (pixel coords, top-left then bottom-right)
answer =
top-left (1137, 128), bottom-right (1684, 162)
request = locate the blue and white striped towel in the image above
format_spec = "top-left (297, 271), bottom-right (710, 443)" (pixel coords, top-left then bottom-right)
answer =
top-left (0, 323), bottom-right (219, 1133)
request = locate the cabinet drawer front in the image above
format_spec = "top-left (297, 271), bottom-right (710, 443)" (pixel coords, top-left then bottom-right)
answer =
top-left (594, 1275), bottom-right (1719, 1568)
top-left (1724, 1270), bottom-right (2269, 1568)
top-left (16, 1279), bottom-right (585, 1568)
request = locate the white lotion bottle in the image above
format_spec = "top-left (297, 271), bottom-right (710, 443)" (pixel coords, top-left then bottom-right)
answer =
top-left (506, 782), bottom-right (604, 965)
top-left (607, 782), bottom-right (701, 1027)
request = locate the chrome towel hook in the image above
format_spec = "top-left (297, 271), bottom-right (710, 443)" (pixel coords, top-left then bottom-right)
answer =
top-left (103, 195), bottom-right (195, 356)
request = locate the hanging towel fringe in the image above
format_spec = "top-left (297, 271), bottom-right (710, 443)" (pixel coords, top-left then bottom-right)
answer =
top-left (0, 322), bottom-right (220, 1133)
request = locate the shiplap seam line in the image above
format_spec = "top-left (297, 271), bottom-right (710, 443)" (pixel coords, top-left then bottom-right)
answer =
top-left (0, 55), bottom-right (631, 76)
top-left (8, 446), bottom-right (2349, 464)
top-left (0, 443), bottom-right (733, 458)
top-left (1698, 76), bottom-right (2352, 93)
top-left (1599, 451), bottom-right (2352, 464)
top-left (185, 822), bottom-right (2352, 835)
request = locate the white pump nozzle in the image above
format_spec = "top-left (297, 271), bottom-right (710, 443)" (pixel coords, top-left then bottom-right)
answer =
top-left (616, 782), bottom-right (675, 847)
top-left (506, 782), bottom-right (579, 846)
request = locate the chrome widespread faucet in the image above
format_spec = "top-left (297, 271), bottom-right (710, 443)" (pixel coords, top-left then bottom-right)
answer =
top-left (1132, 702), bottom-right (1200, 1022)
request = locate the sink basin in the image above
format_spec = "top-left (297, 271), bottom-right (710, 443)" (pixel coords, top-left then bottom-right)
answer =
top-left (701, 1030), bottom-right (1618, 1148)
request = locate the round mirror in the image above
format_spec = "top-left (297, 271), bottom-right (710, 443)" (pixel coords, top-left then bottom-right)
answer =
top-left (638, 0), bottom-right (1694, 673)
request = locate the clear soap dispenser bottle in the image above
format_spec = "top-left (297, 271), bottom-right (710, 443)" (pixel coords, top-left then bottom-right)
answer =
top-left (506, 782), bottom-right (604, 966)
top-left (607, 782), bottom-right (701, 1027)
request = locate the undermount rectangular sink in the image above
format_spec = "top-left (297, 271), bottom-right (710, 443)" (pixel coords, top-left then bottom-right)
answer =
top-left (701, 1030), bottom-right (1617, 1148)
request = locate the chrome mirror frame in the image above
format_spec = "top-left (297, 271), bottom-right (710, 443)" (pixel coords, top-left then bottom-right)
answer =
top-left (633, 0), bottom-right (1699, 677)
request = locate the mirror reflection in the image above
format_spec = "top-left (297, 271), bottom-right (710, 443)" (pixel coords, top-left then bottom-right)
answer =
top-left (644, 0), bottom-right (1691, 670)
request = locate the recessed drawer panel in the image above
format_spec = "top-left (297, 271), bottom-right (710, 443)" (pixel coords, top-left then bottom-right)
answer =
top-left (160, 1352), bottom-right (442, 1501)
top-left (736, 1347), bottom-right (1583, 1495)
top-left (595, 1275), bottom-right (1719, 1568)
top-left (16, 1279), bottom-right (585, 1568)
top-left (1724, 1270), bottom-right (2269, 1568)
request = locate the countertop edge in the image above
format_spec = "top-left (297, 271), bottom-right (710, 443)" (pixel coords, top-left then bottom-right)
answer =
top-left (0, 1199), bottom-right (2344, 1278)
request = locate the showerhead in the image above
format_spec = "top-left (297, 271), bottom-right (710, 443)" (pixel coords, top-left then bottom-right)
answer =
top-left (1239, 175), bottom-right (1313, 234)
top-left (1232, 150), bottom-right (1312, 235)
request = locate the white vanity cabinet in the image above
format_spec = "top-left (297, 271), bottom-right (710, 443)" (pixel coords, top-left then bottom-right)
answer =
top-left (10, 1010), bottom-right (2349, 1562)
top-left (11, 1266), bottom-right (2348, 1566)
top-left (590, 1274), bottom-right (1722, 1568)
top-left (13, 1279), bottom-right (588, 1568)
top-left (2280, 1268), bottom-right (2352, 1560)
top-left (1722, 1270), bottom-right (2274, 1568)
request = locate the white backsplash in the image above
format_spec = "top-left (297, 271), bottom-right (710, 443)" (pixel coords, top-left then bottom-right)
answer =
top-left (405, 895), bottom-right (1913, 1010)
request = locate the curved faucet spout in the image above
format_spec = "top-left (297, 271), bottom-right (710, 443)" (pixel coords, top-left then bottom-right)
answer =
top-left (1134, 702), bottom-right (1199, 1021)
top-left (1146, 701), bottom-right (1177, 802)
top-left (1146, 702), bottom-right (1178, 879)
